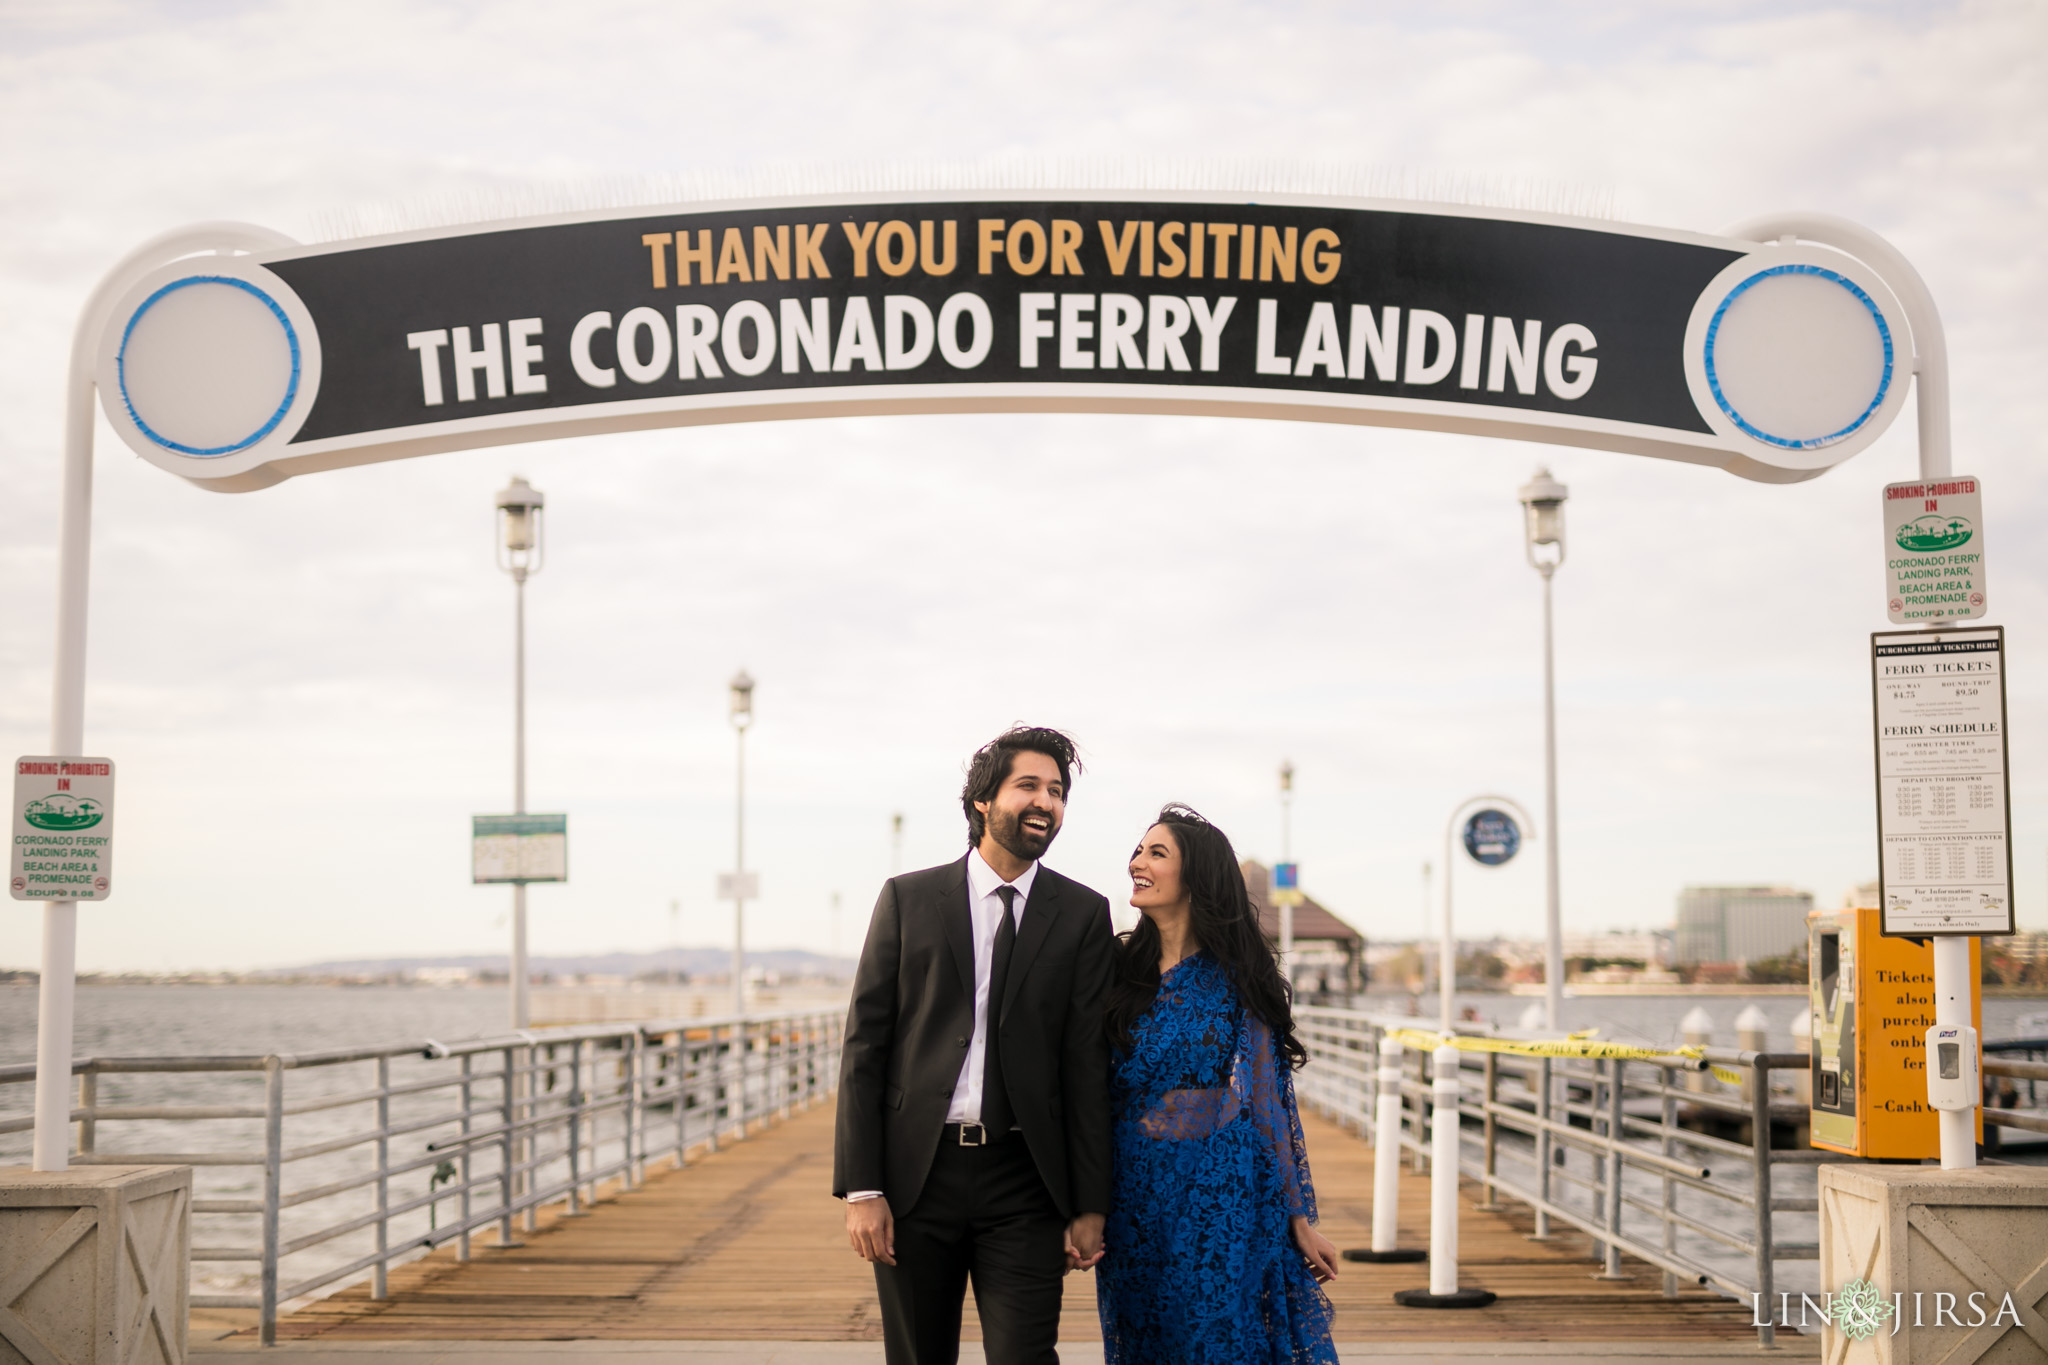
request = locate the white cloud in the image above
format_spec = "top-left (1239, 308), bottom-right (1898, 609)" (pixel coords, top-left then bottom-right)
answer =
top-left (0, 0), bottom-right (2042, 970)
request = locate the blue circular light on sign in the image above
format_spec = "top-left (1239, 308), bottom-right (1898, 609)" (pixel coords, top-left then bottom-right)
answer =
top-left (1462, 810), bottom-right (1521, 866)
top-left (1702, 264), bottom-right (1893, 452)
top-left (117, 274), bottom-right (301, 458)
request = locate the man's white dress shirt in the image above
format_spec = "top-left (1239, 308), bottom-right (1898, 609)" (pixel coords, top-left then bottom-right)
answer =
top-left (846, 849), bottom-right (1035, 1204)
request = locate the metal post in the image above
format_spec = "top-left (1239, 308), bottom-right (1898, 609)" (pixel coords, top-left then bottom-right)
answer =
top-left (627, 1032), bottom-right (644, 1187)
top-left (496, 1046), bottom-right (520, 1248)
top-left (732, 723), bottom-right (747, 1018)
top-left (1530, 1056), bottom-right (1554, 1240)
top-left (1933, 936), bottom-right (1976, 1168)
top-left (1750, 1056), bottom-right (1776, 1349)
top-left (260, 1056), bottom-right (284, 1346)
top-left (1476, 1052), bottom-right (1502, 1211)
top-left (1539, 565), bottom-right (1564, 1033)
top-left (373, 1055), bottom-right (390, 1298)
top-left (1597, 1059), bottom-right (1626, 1280)
top-left (565, 1039), bottom-right (584, 1215)
top-left (1658, 1063), bottom-right (1677, 1297)
top-left (76, 1069), bottom-right (95, 1158)
top-left (458, 1052), bottom-right (473, 1262)
top-left (511, 570), bottom-right (530, 1031)
top-left (684, 1035), bottom-right (700, 1162)
top-left (1278, 762), bottom-right (1294, 986)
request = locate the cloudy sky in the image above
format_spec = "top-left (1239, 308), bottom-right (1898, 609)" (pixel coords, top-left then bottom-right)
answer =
top-left (1, 0), bottom-right (2042, 973)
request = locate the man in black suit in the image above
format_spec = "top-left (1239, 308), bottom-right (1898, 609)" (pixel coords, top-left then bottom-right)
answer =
top-left (834, 725), bottom-right (1114, 1365)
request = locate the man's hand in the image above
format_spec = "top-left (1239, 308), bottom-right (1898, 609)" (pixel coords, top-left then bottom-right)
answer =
top-left (847, 1197), bottom-right (895, 1266)
top-left (1064, 1212), bottom-right (1106, 1271)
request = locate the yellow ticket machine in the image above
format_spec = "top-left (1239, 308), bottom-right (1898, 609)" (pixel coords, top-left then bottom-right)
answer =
top-left (1809, 907), bottom-right (1981, 1156)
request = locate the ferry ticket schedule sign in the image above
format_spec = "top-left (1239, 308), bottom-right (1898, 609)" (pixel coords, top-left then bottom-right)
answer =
top-left (1871, 629), bottom-right (2013, 936)
top-left (11, 756), bottom-right (115, 901)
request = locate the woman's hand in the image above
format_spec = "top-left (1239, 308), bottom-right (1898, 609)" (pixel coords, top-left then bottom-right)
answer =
top-left (1291, 1215), bottom-right (1339, 1283)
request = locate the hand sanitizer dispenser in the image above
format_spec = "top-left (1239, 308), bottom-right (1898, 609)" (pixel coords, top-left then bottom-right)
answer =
top-left (1925, 1024), bottom-right (1981, 1112)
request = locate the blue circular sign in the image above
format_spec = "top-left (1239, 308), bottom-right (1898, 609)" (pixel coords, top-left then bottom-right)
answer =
top-left (1462, 810), bottom-right (1520, 866)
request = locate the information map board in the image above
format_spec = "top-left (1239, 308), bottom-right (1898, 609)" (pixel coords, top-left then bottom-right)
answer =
top-left (472, 813), bottom-right (568, 884)
top-left (1872, 628), bottom-right (2013, 936)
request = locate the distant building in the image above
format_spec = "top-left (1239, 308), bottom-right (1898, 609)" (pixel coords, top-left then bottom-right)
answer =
top-left (1242, 860), bottom-right (1367, 997)
top-left (1560, 929), bottom-right (1672, 967)
top-left (1674, 886), bottom-right (1814, 965)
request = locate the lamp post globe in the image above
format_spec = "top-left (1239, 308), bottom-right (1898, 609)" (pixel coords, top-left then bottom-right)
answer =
top-left (495, 476), bottom-right (546, 580)
top-left (729, 669), bottom-right (755, 729)
top-left (1517, 468), bottom-right (1568, 1033)
top-left (1518, 468), bottom-right (1567, 567)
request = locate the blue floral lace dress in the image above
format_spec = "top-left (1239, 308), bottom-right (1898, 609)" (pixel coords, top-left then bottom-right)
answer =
top-left (1097, 952), bottom-right (1337, 1365)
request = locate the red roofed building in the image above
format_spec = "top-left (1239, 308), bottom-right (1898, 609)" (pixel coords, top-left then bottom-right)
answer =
top-left (1241, 860), bottom-right (1368, 999)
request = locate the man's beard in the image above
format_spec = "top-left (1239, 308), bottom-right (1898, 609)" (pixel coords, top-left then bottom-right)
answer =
top-left (988, 805), bottom-right (1057, 862)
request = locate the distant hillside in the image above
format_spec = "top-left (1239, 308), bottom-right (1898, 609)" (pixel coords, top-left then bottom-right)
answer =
top-left (266, 946), bottom-right (856, 979)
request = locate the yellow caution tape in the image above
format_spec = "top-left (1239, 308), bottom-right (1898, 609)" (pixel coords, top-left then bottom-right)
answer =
top-left (1384, 1028), bottom-right (1747, 1087)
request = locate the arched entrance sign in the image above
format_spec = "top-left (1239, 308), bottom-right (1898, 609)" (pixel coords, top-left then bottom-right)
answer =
top-left (95, 193), bottom-right (1918, 491)
top-left (26, 196), bottom-right (1959, 1175)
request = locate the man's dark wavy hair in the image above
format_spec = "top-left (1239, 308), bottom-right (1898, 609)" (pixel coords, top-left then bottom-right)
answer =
top-left (959, 726), bottom-right (1082, 847)
top-left (1105, 804), bottom-right (1308, 1069)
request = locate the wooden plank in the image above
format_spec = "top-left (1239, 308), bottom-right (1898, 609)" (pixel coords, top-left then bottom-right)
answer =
top-left (259, 1096), bottom-right (1800, 1346)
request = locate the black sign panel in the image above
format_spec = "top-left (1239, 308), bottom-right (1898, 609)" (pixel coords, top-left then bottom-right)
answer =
top-left (263, 200), bottom-right (1741, 446)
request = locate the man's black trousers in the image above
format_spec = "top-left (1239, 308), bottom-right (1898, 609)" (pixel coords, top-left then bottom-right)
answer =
top-left (873, 1134), bottom-right (1067, 1365)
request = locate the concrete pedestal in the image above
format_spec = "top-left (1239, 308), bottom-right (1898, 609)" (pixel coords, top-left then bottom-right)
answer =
top-left (1819, 1162), bottom-right (2048, 1364)
top-left (0, 1166), bottom-right (190, 1365)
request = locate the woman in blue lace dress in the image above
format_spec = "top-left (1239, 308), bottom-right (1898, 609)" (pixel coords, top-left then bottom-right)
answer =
top-left (1097, 804), bottom-right (1339, 1365)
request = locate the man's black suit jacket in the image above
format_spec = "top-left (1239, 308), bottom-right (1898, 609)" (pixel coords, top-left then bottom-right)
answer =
top-left (833, 855), bottom-right (1115, 1221)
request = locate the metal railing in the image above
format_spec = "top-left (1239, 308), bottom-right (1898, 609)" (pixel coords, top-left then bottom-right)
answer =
top-left (0, 1009), bottom-right (843, 1344)
top-left (1299, 1009), bottom-right (2048, 1349)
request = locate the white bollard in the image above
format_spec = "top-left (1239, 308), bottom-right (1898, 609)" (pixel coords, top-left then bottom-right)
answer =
top-left (1346, 1036), bottom-right (1425, 1263)
top-left (1734, 1003), bottom-right (1770, 1055)
top-left (1680, 1006), bottom-right (1715, 1094)
top-left (1787, 1009), bottom-right (1812, 1105)
top-left (1393, 1043), bottom-right (1495, 1306)
top-left (1428, 1043), bottom-right (1462, 1295)
top-left (1374, 1037), bottom-right (1405, 1251)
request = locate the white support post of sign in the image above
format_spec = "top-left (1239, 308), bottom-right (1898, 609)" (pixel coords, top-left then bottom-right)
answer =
top-left (1728, 212), bottom-right (1974, 1171)
top-left (33, 222), bottom-right (296, 1172)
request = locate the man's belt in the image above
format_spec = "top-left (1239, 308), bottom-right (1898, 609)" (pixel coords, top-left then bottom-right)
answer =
top-left (944, 1121), bottom-right (1016, 1147)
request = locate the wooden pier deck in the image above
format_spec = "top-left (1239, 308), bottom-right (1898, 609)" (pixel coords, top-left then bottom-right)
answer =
top-left (246, 1101), bottom-right (1804, 1347)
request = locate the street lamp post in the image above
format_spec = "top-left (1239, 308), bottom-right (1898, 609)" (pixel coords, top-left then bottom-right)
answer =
top-left (728, 670), bottom-right (754, 1017)
top-left (1519, 469), bottom-right (1569, 1034)
top-left (1277, 760), bottom-right (1295, 978)
top-left (890, 811), bottom-right (903, 876)
top-left (495, 476), bottom-right (544, 1029)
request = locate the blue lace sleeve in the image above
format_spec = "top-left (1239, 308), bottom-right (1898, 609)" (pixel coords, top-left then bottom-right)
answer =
top-left (1235, 1009), bottom-right (1317, 1221)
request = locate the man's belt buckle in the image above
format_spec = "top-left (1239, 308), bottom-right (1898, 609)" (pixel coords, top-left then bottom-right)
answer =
top-left (956, 1122), bottom-right (989, 1147)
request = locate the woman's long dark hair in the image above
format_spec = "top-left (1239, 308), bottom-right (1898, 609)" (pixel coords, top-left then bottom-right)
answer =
top-left (1105, 804), bottom-right (1309, 1069)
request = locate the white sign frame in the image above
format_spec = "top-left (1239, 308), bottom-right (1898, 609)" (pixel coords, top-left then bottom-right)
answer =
top-left (1872, 628), bottom-right (2014, 937)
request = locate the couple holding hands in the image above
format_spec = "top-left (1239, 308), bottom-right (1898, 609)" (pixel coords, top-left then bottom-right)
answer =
top-left (835, 726), bottom-right (1340, 1365)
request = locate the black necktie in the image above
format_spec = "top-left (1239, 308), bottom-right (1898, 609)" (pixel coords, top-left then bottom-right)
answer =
top-left (980, 885), bottom-right (1019, 1134)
